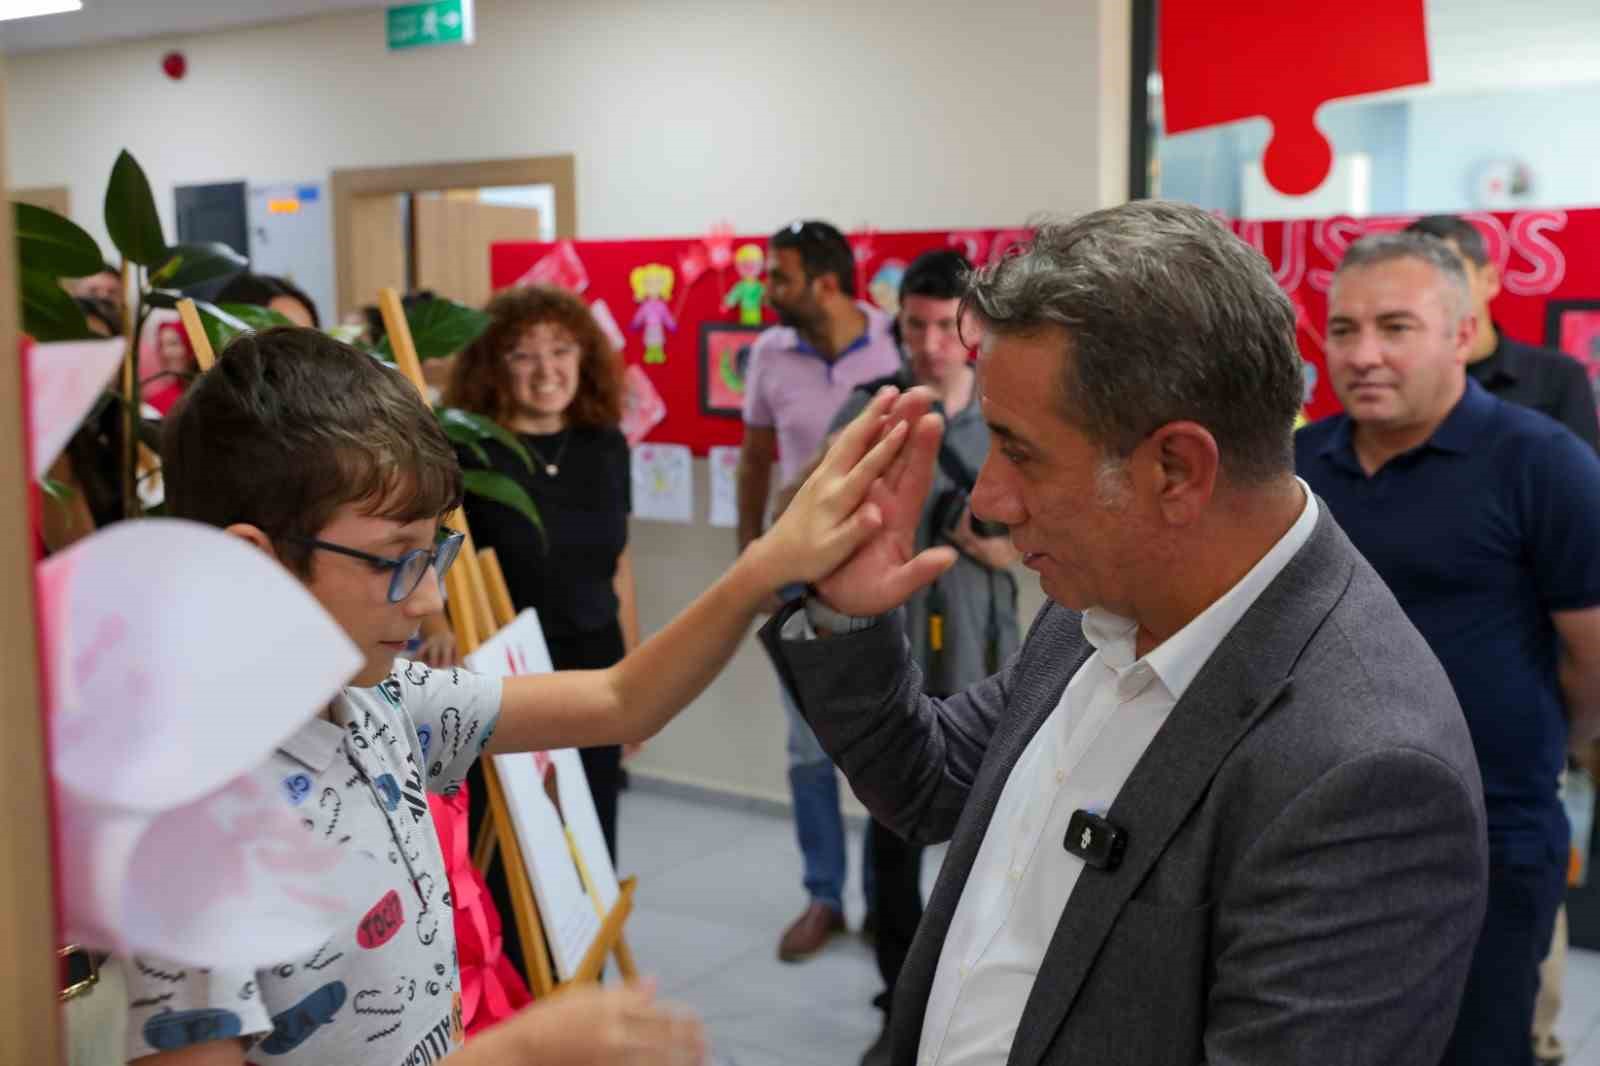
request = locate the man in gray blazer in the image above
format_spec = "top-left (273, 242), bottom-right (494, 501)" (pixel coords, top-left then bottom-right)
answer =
top-left (760, 201), bottom-right (1489, 1066)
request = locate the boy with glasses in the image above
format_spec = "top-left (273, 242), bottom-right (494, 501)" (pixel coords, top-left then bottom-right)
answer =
top-left (123, 326), bottom-right (941, 1066)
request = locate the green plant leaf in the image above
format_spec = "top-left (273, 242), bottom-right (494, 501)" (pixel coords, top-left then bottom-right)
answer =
top-left (435, 406), bottom-right (535, 473)
top-left (151, 241), bottom-right (248, 289)
top-left (217, 302), bottom-right (294, 331)
top-left (435, 413), bottom-right (491, 466)
top-left (104, 149), bottom-right (166, 265)
top-left (193, 300), bottom-right (293, 355)
top-left (20, 268), bottom-right (96, 341)
top-left (462, 469), bottom-right (543, 541)
top-left (14, 202), bottom-right (103, 277)
top-left (377, 297), bottom-right (490, 361)
top-left (40, 476), bottom-right (76, 503)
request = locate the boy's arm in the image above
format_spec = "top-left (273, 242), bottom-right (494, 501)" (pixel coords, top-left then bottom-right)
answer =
top-left (132, 1042), bottom-right (248, 1066)
top-left (486, 387), bottom-right (937, 755)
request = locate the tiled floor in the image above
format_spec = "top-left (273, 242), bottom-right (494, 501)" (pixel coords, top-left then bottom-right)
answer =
top-left (617, 783), bottom-right (1600, 1066)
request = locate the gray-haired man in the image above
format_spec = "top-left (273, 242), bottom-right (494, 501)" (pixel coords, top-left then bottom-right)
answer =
top-left (761, 201), bottom-right (1488, 1066)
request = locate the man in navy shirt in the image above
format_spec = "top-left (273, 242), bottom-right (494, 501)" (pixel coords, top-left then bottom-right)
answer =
top-left (1407, 213), bottom-right (1595, 1066)
top-left (1297, 232), bottom-right (1600, 1066)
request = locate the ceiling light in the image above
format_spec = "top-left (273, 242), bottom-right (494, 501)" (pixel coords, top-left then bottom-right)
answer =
top-left (0, 0), bottom-right (83, 23)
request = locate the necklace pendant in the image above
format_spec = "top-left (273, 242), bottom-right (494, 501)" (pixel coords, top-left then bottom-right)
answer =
top-left (545, 464), bottom-right (559, 477)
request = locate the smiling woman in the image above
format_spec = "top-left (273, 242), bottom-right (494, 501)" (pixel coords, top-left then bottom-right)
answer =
top-left (444, 285), bottom-right (634, 973)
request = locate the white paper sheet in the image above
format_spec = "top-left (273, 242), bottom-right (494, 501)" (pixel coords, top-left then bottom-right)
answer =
top-left (708, 445), bottom-right (740, 528)
top-left (631, 442), bottom-right (693, 524)
top-left (26, 337), bottom-right (126, 480)
top-left (467, 611), bottom-right (621, 978)
top-left (40, 519), bottom-right (370, 966)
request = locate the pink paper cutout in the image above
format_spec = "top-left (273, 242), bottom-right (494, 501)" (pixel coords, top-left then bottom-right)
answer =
top-left (619, 365), bottom-right (666, 446)
top-left (27, 337), bottom-right (127, 481)
top-left (512, 240), bottom-right (590, 294)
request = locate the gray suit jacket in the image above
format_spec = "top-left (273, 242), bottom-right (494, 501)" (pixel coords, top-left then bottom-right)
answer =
top-left (760, 505), bottom-right (1487, 1066)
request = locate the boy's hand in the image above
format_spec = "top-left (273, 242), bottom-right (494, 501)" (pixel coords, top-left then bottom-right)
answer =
top-left (501, 980), bottom-right (706, 1066)
top-left (746, 386), bottom-right (918, 591)
top-left (415, 628), bottom-right (457, 668)
top-left (810, 389), bottom-right (958, 617)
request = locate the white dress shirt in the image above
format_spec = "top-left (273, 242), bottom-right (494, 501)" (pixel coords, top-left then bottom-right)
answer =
top-left (917, 482), bottom-right (1318, 1066)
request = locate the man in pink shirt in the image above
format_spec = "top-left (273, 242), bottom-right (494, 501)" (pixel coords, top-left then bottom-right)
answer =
top-left (738, 219), bottom-right (904, 960)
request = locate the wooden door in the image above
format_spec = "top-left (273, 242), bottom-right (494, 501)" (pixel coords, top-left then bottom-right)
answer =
top-left (413, 190), bottom-right (540, 309)
top-left (347, 193), bottom-right (409, 317)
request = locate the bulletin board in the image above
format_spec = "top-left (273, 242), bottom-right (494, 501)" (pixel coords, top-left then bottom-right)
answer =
top-left (490, 227), bottom-right (1032, 454)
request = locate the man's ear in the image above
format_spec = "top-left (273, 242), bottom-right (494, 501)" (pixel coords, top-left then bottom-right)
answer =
top-left (1480, 259), bottom-right (1502, 304)
top-left (224, 523), bottom-right (280, 559)
top-left (1140, 421), bottom-right (1221, 526)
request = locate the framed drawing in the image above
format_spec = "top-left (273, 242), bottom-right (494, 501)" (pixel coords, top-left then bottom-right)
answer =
top-left (699, 322), bottom-right (762, 419)
top-left (1546, 300), bottom-right (1600, 409)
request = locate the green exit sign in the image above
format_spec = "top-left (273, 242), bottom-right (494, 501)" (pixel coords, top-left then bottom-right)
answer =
top-left (387, 0), bottom-right (474, 51)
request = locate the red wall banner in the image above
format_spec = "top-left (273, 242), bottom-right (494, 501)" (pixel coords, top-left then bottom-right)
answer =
top-left (490, 227), bottom-right (1030, 454)
top-left (1231, 207), bottom-right (1600, 420)
top-left (491, 210), bottom-right (1600, 449)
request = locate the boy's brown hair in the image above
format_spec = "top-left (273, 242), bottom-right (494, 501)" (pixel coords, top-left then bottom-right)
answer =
top-left (444, 285), bottom-right (624, 429)
top-left (162, 327), bottom-right (462, 575)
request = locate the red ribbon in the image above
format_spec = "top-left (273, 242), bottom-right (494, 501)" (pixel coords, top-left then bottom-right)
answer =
top-left (429, 784), bottom-right (531, 1036)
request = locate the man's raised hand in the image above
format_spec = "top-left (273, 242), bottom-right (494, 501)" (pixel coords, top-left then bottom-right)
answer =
top-left (811, 387), bottom-right (957, 617)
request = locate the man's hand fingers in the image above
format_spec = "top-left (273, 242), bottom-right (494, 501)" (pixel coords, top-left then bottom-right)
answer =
top-left (883, 547), bottom-right (959, 602)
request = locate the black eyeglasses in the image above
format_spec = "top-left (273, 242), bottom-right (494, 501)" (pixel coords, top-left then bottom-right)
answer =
top-left (286, 528), bottom-right (466, 604)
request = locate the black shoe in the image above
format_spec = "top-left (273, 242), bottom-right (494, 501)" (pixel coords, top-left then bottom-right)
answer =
top-left (859, 1019), bottom-right (892, 1066)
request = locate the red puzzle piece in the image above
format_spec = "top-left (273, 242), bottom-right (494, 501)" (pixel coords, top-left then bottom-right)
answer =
top-left (1160, 1), bottom-right (1430, 196)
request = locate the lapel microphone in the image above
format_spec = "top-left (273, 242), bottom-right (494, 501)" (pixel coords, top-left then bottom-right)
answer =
top-left (1064, 809), bottom-right (1127, 871)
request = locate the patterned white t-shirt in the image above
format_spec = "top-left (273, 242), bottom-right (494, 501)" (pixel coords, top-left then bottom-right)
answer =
top-left (122, 661), bottom-right (502, 1065)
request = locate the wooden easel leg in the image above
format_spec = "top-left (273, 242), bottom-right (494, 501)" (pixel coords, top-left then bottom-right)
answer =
top-left (611, 934), bottom-right (638, 979)
top-left (484, 758), bottom-right (556, 998)
top-left (472, 809), bottom-right (499, 872)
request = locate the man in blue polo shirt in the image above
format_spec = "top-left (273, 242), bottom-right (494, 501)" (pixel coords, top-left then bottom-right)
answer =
top-left (1297, 232), bottom-right (1600, 1066)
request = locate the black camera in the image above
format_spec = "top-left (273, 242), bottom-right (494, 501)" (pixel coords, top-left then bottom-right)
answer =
top-left (933, 487), bottom-right (1009, 540)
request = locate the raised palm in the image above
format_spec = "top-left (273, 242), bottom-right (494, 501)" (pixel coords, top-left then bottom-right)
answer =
top-left (813, 389), bottom-right (958, 616)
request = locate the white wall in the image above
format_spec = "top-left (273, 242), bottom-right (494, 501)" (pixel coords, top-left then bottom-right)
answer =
top-left (8, 0), bottom-right (1118, 810)
top-left (8, 0), bottom-right (1119, 252)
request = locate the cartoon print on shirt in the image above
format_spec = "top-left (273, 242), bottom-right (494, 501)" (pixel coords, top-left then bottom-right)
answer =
top-left (319, 787), bottom-right (344, 839)
top-left (355, 979), bottom-right (414, 1042)
top-left (377, 676), bottom-right (403, 707)
top-left (124, 660), bottom-right (502, 1064)
top-left (134, 960), bottom-right (187, 983)
top-left (357, 890), bottom-right (406, 950)
top-left (283, 773), bottom-right (313, 806)
top-left (259, 981), bottom-right (348, 1056)
top-left (400, 762), bottom-right (428, 824)
top-left (413, 871), bottom-right (441, 947)
top-left (430, 706), bottom-right (476, 781)
top-left (404, 661), bottom-right (433, 687)
top-left (305, 940), bottom-right (344, 972)
top-left (143, 1008), bottom-right (244, 1051)
top-left (372, 773), bottom-right (402, 812)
